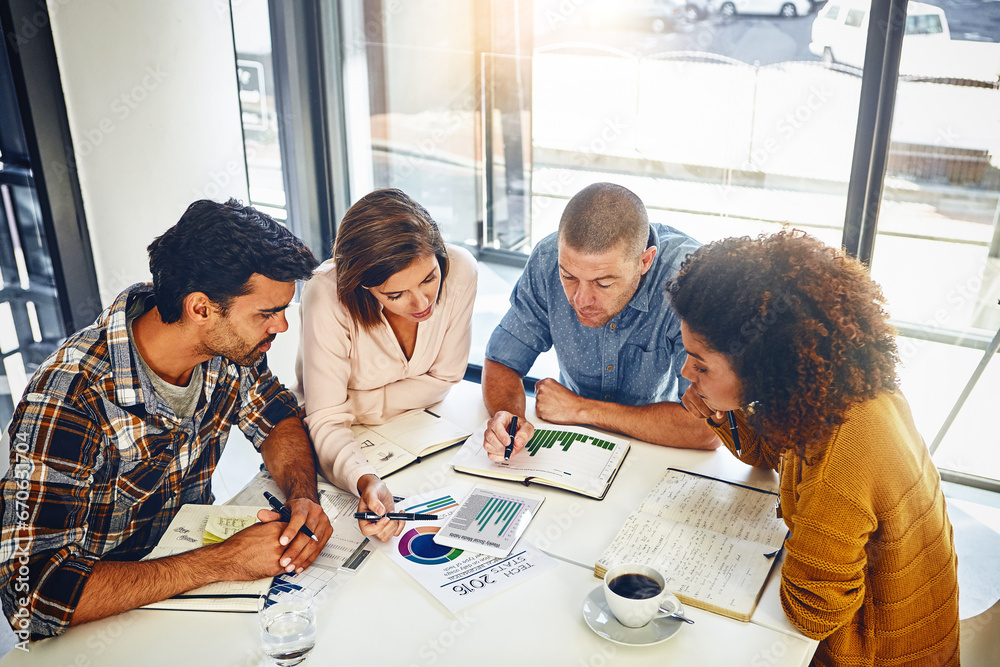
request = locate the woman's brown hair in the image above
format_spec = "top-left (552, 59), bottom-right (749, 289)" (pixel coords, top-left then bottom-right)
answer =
top-left (666, 229), bottom-right (898, 462)
top-left (334, 189), bottom-right (449, 330)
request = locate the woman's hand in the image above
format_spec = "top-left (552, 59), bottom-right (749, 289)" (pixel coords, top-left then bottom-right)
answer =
top-left (356, 474), bottom-right (405, 542)
top-left (681, 384), bottom-right (724, 423)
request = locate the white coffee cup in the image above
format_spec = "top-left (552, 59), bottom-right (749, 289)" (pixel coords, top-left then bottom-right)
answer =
top-left (603, 563), bottom-right (679, 628)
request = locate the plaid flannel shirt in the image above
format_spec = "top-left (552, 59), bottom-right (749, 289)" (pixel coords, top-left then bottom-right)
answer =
top-left (0, 284), bottom-right (301, 639)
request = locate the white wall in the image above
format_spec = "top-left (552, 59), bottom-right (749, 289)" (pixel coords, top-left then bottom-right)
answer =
top-left (47, 0), bottom-right (250, 306)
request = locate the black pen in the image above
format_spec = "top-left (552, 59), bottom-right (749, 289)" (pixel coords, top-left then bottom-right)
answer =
top-left (354, 512), bottom-right (439, 522)
top-left (504, 416), bottom-right (518, 461)
top-left (264, 491), bottom-right (319, 541)
top-left (727, 411), bottom-right (742, 456)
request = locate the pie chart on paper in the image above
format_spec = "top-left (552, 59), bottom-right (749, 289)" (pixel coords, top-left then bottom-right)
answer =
top-left (397, 525), bottom-right (463, 565)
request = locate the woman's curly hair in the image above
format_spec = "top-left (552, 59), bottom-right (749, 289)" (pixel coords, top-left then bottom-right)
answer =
top-left (666, 229), bottom-right (898, 462)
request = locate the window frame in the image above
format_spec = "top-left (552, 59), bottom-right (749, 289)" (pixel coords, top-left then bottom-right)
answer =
top-left (263, 0), bottom-right (1000, 493)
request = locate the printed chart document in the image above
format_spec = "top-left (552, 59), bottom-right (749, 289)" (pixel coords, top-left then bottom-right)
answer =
top-left (432, 485), bottom-right (544, 558)
top-left (228, 471), bottom-right (373, 596)
top-left (383, 486), bottom-right (556, 613)
top-left (354, 408), bottom-right (471, 477)
top-left (141, 504), bottom-right (271, 612)
top-left (594, 468), bottom-right (788, 621)
top-left (450, 424), bottom-right (629, 499)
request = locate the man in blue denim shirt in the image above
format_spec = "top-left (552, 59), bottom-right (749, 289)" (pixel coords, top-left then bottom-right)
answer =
top-left (482, 183), bottom-right (721, 459)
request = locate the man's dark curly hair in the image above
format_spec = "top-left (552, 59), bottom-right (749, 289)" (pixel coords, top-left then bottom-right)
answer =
top-left (666, 229), bottom-right (898, 461)
top-left (148, 199), bottom-right (319, 323)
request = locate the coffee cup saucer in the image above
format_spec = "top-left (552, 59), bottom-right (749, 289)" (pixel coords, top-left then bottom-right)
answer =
top-left (582, 586), bottom-right (684, 646)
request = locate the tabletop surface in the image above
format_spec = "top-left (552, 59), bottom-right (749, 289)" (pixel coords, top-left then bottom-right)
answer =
top-left (1, 381), bottom-right (818, 667)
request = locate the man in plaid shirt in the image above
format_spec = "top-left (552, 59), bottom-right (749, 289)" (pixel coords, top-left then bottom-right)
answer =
top-left (0, 199), bottom-right (334, 640)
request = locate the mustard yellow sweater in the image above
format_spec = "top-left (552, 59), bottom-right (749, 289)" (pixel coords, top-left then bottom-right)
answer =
top-left (710, 391), bottom-right (960, 666)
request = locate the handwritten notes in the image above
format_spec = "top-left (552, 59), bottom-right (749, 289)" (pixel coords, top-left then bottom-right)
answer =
top-left (638, 471), bottom-right (784, 546)
top-left (596, 469), bottom-right (787, 621)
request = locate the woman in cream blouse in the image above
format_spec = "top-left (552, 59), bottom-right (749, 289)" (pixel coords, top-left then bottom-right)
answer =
top-left (293, 189), bottom-right (478, 541)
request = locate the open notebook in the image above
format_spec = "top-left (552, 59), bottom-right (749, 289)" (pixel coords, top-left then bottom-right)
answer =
top-left (594, 468), bottom-right (788, 621)
top-left (141, 472), bottom-right (371, 612)
top-left (354, 408), bottom-right (471, 477)
top-left (450, 424), bottom-right (630, 500)
top-left (140, 504), bottom-right (270, 612)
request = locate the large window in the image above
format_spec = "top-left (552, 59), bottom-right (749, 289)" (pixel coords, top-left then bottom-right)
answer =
top-left (336, 0), bottom-right (865, 376)
top-left (232, 0), bottom-right (288, 223)
top-left (0, 177), bottom-right (65, 429)
top-left (340, 1), bottom-right (480, 247)
top-left (239, 0), bottom-right (1000, 486)
top-left (869, 3), bottom-right (1000, 484)
top-left (0, 8), bottom-right (75, 429)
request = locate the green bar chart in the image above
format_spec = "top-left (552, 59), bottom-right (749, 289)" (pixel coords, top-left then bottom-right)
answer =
top-left (524, 429), bottom-right (618, 456)
top-left (433, 486), bottom-right (544, 557)
top-left (475, 497), bottom-right (525, 537)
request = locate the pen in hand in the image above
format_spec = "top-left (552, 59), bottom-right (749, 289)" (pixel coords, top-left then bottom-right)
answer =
top-left (263, 491), bottom-right (319, 542)
top-left (727, 411), bottom-right (742, 456)
top-left (504, 416), bottom-right (518, 461)
top-left (354, 512), bottom-right (439, 522)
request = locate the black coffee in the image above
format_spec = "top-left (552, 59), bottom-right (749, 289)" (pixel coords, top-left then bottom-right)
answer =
top-left (608, 573), bottom-right (662, 600)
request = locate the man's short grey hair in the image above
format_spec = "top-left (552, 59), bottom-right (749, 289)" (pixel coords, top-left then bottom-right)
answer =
top-left (558, 183), bottom-right (649, 260)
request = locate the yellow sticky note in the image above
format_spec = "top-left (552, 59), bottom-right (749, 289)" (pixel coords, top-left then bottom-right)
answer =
top-left (203, 514), bottom-right (257, 545)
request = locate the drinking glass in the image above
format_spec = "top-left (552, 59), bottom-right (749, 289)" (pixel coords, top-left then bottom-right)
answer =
top-left (258, 590), bottom-right (316, 666)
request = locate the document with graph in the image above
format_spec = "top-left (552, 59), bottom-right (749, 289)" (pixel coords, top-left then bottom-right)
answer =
top-left (382, 486), bottom-right (556, 613)
top-left (432, 485), bottom-right (544, 558)
top-left (449, 424), bottom-right (630, 499)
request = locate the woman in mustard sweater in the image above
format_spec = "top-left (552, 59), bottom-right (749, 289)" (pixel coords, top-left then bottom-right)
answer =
top-left (666, 230), bottom-right (959, 666)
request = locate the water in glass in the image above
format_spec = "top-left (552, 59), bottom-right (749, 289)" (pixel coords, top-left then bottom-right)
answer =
top-left (260, 601), bottom-right (316, 666)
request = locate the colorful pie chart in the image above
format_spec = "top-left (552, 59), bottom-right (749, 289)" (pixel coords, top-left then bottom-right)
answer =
top-left (397, 525), bottom-right (463, 565)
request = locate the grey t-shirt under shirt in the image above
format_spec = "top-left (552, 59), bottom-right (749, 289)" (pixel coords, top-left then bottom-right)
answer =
top-left (125, 295), bottom-right (202, 420)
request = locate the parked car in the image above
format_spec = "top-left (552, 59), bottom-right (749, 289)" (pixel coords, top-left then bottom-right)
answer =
top-left (809, 0), bottom-right (950, 71)
top-left (716, 0), bottom-right (813, 18)
top-left (681, 0), bottom-right (715, 21)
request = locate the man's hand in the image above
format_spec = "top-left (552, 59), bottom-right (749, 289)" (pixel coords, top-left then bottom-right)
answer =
top-left (212, 519), bottom-right (291, 580)
top-left (483, 410), bottom-right (535, 463)
top-left (356, 474), bottom-right (404, 542)
top-left (680, 385), bottom-right (723, 423)
top-left (256, 417), bottom-right (332, 571)
top-left (534, 378), bottom-right (586, 424)
top-left (261, 497), bottom-right (333, 574)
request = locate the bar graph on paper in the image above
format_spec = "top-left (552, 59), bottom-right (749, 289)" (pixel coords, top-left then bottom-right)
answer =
top-left (474, 497), bottom-right (523, 537)
top-left (402, 494), bottom-right (460, 516)
top-left (432, 485), bottom-right (544, 558)
top-left (504, 427), bottom-right (624, 483)
top-left (525, 429), bottom-right (617, 455)
top-left (450, 423), bottom-right (630, 499)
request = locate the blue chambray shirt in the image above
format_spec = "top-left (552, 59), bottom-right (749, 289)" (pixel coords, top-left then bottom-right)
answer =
top-left (485, 223), bottom-right (702, 406)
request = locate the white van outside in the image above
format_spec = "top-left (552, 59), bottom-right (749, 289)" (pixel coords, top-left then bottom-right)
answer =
top-left (809, 0), bottom-right (953, 74)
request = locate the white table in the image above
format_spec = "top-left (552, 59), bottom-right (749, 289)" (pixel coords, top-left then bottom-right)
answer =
top-left (2, 381), bottom-right (817, 666)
